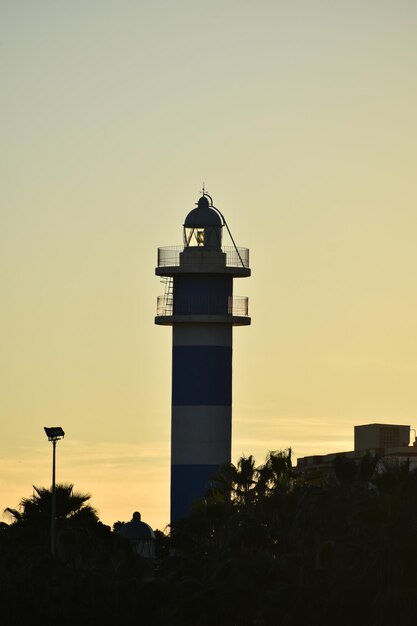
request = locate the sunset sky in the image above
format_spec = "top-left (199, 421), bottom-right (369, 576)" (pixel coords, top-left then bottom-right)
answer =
top-left (1, 1), bottom-right (417, 530)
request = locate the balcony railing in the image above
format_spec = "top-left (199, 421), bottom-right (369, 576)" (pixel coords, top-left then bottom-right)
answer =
top-left (156, 295), bottom-right (249, 317)
top-left (157, 246), bottom-right (249, 269)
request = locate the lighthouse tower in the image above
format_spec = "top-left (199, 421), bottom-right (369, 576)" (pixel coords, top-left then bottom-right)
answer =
top-left (155, 192), bottom-right (251, 524)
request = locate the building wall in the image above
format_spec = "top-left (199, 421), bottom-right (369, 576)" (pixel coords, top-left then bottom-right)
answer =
top-left (354, 424), bottom-right (410, 451)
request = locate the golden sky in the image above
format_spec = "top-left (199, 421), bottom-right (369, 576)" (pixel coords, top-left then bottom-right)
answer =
top-left (1, 1), bottom-right (417, 530)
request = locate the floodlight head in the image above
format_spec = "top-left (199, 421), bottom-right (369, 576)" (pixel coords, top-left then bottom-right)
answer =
top-left (44, 426), bottom-right (65, 441)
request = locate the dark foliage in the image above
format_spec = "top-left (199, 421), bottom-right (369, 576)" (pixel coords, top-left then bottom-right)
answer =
top-left (162, 451), bottom-right (417, 626)
top-left (1, 484), bottom-right (163, 625)
top-left (3, 455), bottom-right (417, 626)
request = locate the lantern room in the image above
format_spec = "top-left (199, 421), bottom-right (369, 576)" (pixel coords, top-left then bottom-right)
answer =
top-left (183, 195), bottom-right (223, 249)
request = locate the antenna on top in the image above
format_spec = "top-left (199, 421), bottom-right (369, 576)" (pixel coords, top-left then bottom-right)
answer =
top-left (200, 182), bottom-right (214, 206)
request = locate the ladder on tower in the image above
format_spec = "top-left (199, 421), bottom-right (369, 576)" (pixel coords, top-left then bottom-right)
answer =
top-left (161, 277), bottom-right (173, 315)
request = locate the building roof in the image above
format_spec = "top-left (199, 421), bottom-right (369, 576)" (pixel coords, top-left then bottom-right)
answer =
top-left (118, 512), bottom-right (155, 540)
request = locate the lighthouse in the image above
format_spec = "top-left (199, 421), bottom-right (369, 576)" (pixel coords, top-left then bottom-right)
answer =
top-left (155, 192), bottom-right (251, 524)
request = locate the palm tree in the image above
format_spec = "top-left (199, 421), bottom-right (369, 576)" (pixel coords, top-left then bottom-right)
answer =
top-left (3, 484), bottom-right (104, 568)
top-left (4, 483), bottom-right (98, 526)
top-left (257, 448), bottom-right (294, 496)
top-left (208, 454), bottom-right (260, 507)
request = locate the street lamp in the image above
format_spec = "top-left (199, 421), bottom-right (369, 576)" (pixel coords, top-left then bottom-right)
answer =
top-left (44, 426), bottom-right (65, 558)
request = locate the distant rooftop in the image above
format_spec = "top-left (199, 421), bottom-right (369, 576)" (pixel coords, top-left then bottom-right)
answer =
top-left (297, 423), bottom-right (417, 474)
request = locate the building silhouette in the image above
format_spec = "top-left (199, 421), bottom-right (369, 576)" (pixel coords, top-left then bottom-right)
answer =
top-left (297, 423), bottom-right (417, 476)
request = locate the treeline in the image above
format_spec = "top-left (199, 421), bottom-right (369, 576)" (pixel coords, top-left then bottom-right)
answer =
top-left (2, 452), bottom-right (417, 625)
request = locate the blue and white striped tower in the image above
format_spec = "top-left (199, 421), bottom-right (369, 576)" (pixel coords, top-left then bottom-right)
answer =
top-left (155, 192), bottom-right (250, 524)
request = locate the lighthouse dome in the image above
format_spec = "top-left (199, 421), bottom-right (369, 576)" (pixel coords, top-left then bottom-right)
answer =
top-left (184, 196), bottom-right (223, 228)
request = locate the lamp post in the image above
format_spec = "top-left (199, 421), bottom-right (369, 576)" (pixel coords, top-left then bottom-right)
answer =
top-left (44, 426), bottom-right (65, 558)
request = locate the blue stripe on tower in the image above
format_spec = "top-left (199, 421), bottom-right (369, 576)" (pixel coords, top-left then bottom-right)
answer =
top-left (171, 324), bottom-right (232, 523)
top-left (171, 464), bottom-right (219, 524)
top-left (172, 345), bottom-right (231, 406)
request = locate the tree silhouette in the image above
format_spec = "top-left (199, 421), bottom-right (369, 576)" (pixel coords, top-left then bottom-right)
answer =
top-left (2, 454), bottom-right (417, 625)
top-left (4, 483), bottom-right (98, 525)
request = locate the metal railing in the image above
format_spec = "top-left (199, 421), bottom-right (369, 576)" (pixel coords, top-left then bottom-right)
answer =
top-left (156, 295), bottom-right (249, 317)
top-left (230, 296), bottom-right (249, 317)
top-left (157, 246), bottom-right (249, 269)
